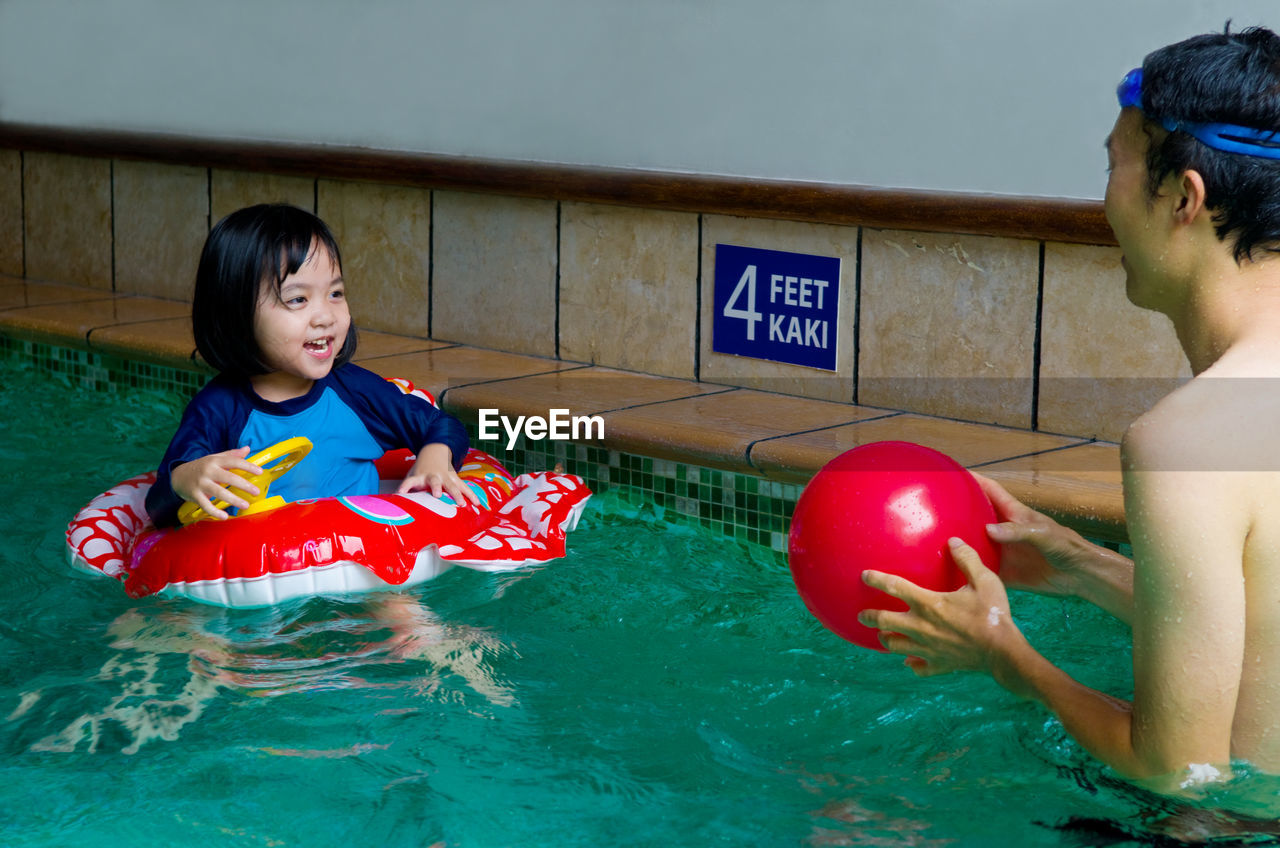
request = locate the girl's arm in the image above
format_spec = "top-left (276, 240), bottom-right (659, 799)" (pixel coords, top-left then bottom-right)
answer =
top-left (397, 442), bottom-right (482, 505)
top-left (145, 379), bottom-right (252, 526)
top-left (336, 366), bottom-right (471, 472)
top-left (170, 446), bottom-right (264, 521)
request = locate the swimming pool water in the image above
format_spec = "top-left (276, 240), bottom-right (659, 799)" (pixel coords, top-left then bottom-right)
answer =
top-left (0, 357), bottom-right (1265, 846)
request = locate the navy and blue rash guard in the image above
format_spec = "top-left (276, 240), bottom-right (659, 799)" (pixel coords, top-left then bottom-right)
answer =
top-left (145, 364), bottom-right (469, 527)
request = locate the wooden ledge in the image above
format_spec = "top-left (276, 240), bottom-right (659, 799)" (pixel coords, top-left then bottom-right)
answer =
top-left (0, 122), bottom-right (1114, 246)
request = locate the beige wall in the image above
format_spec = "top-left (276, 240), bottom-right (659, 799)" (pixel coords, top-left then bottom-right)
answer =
top-left (4, 1), bottom-right (1269, 199)
top-left (0, 148), bottom-right (1187, 442)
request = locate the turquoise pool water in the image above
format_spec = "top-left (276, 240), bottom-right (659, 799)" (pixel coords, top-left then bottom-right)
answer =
top-left (1, 357), bottom-right (1268, 846)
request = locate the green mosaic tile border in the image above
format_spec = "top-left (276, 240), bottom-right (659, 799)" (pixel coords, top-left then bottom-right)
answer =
top-left (465, 421), bottom-right (801, 553)
top-left (2, 335), bottom-right (800, 555)
top-left (0, 335), bottom-right (208, 398)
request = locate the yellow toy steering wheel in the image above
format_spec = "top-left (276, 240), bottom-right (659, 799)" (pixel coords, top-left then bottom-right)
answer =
top-left (177, 437), bottom-right (313, 526)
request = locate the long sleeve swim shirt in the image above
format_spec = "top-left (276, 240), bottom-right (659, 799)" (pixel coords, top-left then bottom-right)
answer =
top-left (145, 364), bottom-right (470, 527)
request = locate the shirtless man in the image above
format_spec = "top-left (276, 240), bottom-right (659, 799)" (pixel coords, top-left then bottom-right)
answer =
top-left (858, 26), bottom-right (1280, 789)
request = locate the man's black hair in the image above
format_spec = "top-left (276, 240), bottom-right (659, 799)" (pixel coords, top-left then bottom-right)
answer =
top-left (193, 204), bottom-right (357, 378)
top-left (1140, 25), bottom-right (1280, 262)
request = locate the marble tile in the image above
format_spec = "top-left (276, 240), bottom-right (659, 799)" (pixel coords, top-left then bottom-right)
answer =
top-left (432, 191), bottom-right (558, 357)
top-left (752, 413), bottom-right (1081, 483)
top-left (0, 280), bottom-right (114, 310)
top-left (859, 229), bottom-right (1040, 427)
top-left (113, 160), bottom-right (208, 300)
top-left (0, 275), bottom-right (26, 310)
top-left (559, 202), bottom-right (699, 379)
top-left (1038, 242), bottom-right (1191, 441)
top-left (211, 170), bottom-right (315, 224)
top-left (700, 215), bottom-right (859, 403)
top-left (0, 284), bottom-right (25, 310)
top-left (351, 330), bottom-right (452, 361)
top-left (317, 180), bottom-right (430, 337)
top-left (89, 315), bottom-right (197, 366)
top-left (980, 442), bottom-right (1126, 543)
top-left (0, 150), bottom-right (21, 276)
top-left (0, 295), bottom-right (187, 347)
top-left (361, 347), bottom-right (572, 403)
top-left (23, 152), bottom-right (112, 288)
top-left (446, 366), bottom-right (725, 421)
top-left (602, 388), bottom-right (888, 473)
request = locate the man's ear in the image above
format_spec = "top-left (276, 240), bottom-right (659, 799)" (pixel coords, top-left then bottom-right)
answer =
top-left (1173, 169), bottom-right (1208, 224)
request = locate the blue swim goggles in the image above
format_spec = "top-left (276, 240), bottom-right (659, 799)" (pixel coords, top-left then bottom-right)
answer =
top-left (1117, 67), bottom-right (1280, 159)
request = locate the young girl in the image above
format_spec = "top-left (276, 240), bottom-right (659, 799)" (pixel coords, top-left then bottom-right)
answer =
top-left (145, 204), bottom-right (477, 527)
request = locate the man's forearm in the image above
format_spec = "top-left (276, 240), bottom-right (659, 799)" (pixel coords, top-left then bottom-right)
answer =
top-left (993, 637), bottom-right (1144, 776)
top-left (1068, 542), bottom-right (1136, 624)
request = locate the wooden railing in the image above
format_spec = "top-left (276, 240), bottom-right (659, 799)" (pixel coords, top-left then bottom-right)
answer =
top-left (0, 122), bottom-right (1115, 246)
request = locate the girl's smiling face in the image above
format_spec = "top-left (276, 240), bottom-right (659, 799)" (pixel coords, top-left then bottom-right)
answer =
top-left (250, 240), bottom-right (351, 402)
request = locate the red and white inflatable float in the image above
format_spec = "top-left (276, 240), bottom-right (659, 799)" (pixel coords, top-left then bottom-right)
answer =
top-left (66, 382), bottom-right (592, 608)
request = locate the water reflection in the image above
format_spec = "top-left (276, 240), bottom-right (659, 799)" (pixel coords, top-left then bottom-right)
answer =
top-left (10, 594), bottom-right (516, 755)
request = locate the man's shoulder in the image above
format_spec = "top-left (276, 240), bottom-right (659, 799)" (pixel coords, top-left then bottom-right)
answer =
top-left (1123, 376), bottom-right (1280, 473)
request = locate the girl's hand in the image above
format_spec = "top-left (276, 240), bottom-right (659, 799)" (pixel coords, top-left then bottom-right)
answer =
top-left (397, 443), bottom-right (483, 507)
top-left (171, 447), bottom-right (263, 521)
top-left (859, 538), bottom-right (1031, 683)
top-left (972, 474), bottom-right (1098, 597)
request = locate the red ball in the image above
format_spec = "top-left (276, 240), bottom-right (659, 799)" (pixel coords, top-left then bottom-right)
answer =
top-left (787, 441), bottom-right (1000, 650)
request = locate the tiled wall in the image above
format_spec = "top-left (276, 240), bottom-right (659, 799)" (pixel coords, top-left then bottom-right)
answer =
top-left (0, 148), bottom-right (1192, 443)
top-left (23, 152), bottom-right (113, 288)
top-left (0, 150), bottom-right (21, 276)
top-left (1038, 242), bottom-right (1190, 439)
top-left (431, 191), bottom-right (558, 357)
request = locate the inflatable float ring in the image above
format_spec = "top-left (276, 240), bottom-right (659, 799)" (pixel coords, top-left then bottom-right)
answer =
top-left (65, 377), bottom-right (593, 608)
top-left (177, 436), bottom-right (314, 525)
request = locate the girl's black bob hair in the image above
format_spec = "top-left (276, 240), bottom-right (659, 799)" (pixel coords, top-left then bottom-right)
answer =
top-left (193, 204), bottom-right (358, 378)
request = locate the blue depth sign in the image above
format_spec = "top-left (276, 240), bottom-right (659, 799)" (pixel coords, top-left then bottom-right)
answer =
top-left (712, 244), bottom-right (841, 371)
